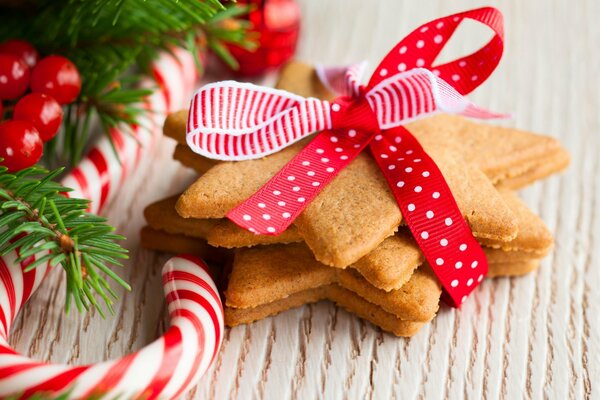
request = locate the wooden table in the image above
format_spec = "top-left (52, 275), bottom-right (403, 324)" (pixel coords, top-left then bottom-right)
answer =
top-left (10, 1), bottom-right (599, 398)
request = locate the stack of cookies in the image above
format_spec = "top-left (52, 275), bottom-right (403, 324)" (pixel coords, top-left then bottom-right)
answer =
top-left (141, 62), bottom-right (569, 337)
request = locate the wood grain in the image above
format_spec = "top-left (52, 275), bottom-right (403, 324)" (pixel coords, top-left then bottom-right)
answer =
top-left (9, 0), bottom-right (600, 399)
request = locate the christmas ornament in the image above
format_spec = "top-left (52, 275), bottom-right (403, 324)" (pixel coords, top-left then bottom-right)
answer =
top-left (228, 0), bottom-right (300, 76)
top-left (187, 7), bottom-right (504, 306)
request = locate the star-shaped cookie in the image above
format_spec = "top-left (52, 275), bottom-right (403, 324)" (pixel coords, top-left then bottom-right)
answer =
top-left (175, 139), bottom-right (517, 268)
top-left (143, 189), bottom-right (552, 292)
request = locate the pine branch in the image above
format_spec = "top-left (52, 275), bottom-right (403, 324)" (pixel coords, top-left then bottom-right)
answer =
top-left (0, 0), bottom-right (256, 169)
top-left (0, 163), bottom-right (129, 315)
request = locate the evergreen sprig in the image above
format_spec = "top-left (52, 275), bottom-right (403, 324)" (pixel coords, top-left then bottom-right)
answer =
top-left (0, 164), bottom-right (129, 315)
top-left (0, 0), bottom-right (256, 168)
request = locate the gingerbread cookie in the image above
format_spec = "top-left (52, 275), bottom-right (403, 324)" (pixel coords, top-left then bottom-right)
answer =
top-left (173, 144), bottom-right (217, 174)
top-left (225, 285), bottom-right (425, 337)
top-left (487, 259), bottom-right (541, 278)
top-left (140, 226), bottom-right (543, 280)
top-left (225, 243), bottom-right (441, 321)
top-left (163, 110), bottom-right (188, 144)
top-left (478, 190), bottom-right (553, 255)
top-left (176, 145), bottom-right (518, 269)
top-left (206, 219), bottom-right (302, 248)
top-left (224, 286), bottom-right (426, 337)
top-left (496, 150), bottom-right (570, 189)
top-left (145, 188), bottom-right (551, 292)
top-left (405, 114), bottom-right (570, 188)
top-left (140, 226), bottom-right (229, 262)
top-left (144, 195), bottom-right (217, 239)
top-left (224, 243), bottom-right (441, 336)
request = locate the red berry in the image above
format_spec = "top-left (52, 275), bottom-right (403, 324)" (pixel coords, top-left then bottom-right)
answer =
top-left (0, 39), bottom-right (39, 68)
top-left (30, 56), bottom-right (81, 104)
top-left (14, 93), bottom-right (63, 142)
top-left (0, 120), bottom-right (43, 171)
top-left (0, 54), bottom-right (30, 100)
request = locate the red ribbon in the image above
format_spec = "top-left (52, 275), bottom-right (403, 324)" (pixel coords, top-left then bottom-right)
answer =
top-left (186, 7), bottom-right (505, 306)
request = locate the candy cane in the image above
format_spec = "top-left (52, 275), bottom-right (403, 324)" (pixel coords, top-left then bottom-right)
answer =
top-left (61, 47), bottom-right (198, 214)
top-left (0, 253), bottom-right (223, 399)
top-left (0, 47), bottom-right (225, 398)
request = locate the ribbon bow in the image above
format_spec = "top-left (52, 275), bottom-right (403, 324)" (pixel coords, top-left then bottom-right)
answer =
top-left (186, 7), bottom-right (505, 307)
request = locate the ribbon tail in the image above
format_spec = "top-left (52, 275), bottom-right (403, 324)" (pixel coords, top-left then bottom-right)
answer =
top-left (227, 128), bottom-right (374, 235)
top-left (432, 74), bottom-right (510, 120)
top-left (370, 126), bottom-right (488, 307)
top-left (459, 103), bottom-right (510, 120)
top-left (367, 7), bottom-right (504, 95)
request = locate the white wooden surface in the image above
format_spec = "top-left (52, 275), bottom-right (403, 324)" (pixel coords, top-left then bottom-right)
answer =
top-left (9, 1), bottom-right (600, 398)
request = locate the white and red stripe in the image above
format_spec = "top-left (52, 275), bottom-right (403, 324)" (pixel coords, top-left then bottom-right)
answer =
top-left (186, 67), bottom-right (502, 163)
top-left (0, 253), bottom-right (223, 399)
top-left (186, 82), bottom-right (331, 161)
top-left (366, 68), bottom-right (506, 128)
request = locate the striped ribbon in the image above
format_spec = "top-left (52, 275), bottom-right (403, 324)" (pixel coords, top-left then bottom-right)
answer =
top-left (186, 7), bottom-right (506, 307)
top-left (186, 68), bottom-right (502, 162)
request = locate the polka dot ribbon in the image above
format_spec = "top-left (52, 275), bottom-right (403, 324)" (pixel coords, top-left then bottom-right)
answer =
top-left (186, 7), bottom-right (505, 306)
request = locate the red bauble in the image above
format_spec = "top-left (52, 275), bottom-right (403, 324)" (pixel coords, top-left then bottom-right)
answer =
top-left (14, 93), bottom-right (63, 142)
top-left (0, 120), bottom-right (43, 171)
top-left (0, 54), bottom-right (30, 100)
top-left (30, 55), bottom-right (81, 104)
top-left (228, 0), bottom-right (300, 76)
top-left (0, 39), bottom-right (39, 68)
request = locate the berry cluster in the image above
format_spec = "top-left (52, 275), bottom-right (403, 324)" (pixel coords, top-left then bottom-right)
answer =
top-left (0, 40), bottom-right (81, 171)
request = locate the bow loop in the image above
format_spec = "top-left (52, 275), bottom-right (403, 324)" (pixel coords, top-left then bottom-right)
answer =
top-left (368, 6), bottom-right (504, 95)
top-left (187, 81), bottom-right (332, 160)
top-left (365, 68), bottom-right (506, 130)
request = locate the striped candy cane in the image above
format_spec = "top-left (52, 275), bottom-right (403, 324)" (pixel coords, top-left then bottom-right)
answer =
top-left (0, 47), bottom-right (225, 398)
top-left (61, 47), bottom-right (198, 214)
top-left (0, 253), bottom-right (223, 399)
